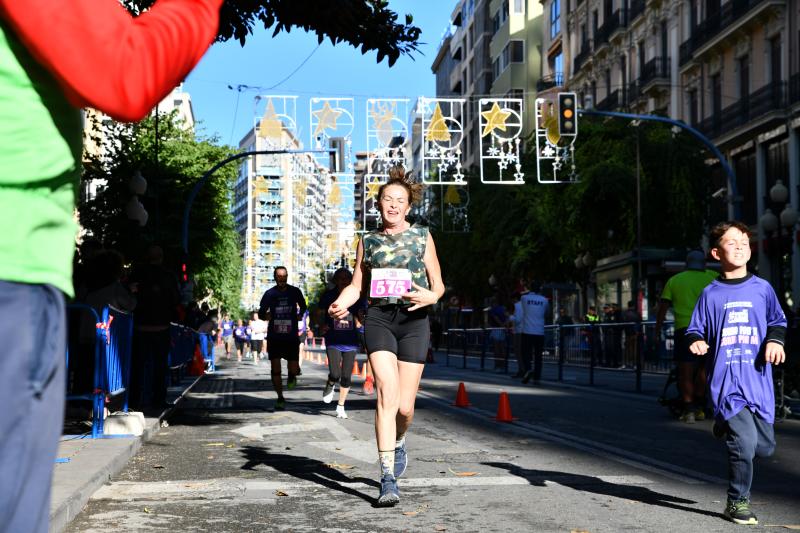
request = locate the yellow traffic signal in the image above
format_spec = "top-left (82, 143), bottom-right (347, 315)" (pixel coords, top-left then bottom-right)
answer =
top-left (558, 92), bottom-right (578, 137)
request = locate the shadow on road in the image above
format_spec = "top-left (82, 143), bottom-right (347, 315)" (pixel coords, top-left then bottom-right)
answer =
top-left (483, 461), bottom-right (725, 520)
top-left (239, 445), bottom-right (380, 505)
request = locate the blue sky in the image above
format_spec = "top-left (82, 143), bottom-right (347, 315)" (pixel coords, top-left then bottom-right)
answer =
top-left (185, 1), bottom-right (455, 151)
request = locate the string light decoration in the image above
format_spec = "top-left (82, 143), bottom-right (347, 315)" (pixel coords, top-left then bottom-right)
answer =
top-left (478, 98), bottom-right (525, 184)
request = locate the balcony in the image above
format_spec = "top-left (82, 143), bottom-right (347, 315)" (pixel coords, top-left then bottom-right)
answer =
top-left (696, 81), bottom-right (786, 139)
top-left (596, 90), bottom-right (621, 111)
top-left (679, 40), bottom-right (693, 67)
top-left (594, 11), bottom-right (626, 51)
top-left (683, 0), bottom-right (780, 61)
top-left (573, 45), bottom-right (592, 73)
top-left (640, 57), bottom-right (670, 93)
top-left (536, 73), bottom-right (564, 92)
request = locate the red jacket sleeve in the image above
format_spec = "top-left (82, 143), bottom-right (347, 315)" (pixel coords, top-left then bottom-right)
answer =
top-left (0, 0), bottom-right (222, 122)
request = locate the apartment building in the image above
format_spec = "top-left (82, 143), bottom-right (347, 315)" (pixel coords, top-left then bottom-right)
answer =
top-left (540, 0), bottom-right (800, 304)
top-left (235, 126), bottom-right (329, 309)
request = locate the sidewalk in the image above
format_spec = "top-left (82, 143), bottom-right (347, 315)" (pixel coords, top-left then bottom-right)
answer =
top-left (50, 371), bottom-right (204, 532)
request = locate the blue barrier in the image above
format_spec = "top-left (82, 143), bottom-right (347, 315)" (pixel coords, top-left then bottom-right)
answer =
top-left (66, 304), bottom-right (134, 438)
top-left (199, 333), bottom-right (215, 373)
top-left (168, 323), bottom-right (197, 381)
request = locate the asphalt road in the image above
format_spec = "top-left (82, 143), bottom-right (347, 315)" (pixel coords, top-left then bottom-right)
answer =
top-left (67, 350), bottom-right (800, 533)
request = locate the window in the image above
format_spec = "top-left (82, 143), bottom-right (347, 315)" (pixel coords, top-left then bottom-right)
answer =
top-left (580, 24), bottom-right (587, 47)
top-left (688, 89), bottom-right (698, 126)
top-left (492, 12), bottom-right (500, 34)
top-left (502, 0), bottom-right (509, 23)
top-left (551, 51), bottom-right (563, 78)
top-left (493, 58), bottom-right (501, 80)
top-left (550, 0), bottom-right (561, 39)
top-left (711, 73), bottom-right (721, 117)
top-left (770, 37), bottom-right (781, 84)
top-left (502, 45), bottom-right (510, 70)
top-left (514, 0), bottom-right (525, 13)
top-left (738, 56), bottom-right (749, 102)
top-left (510, 40), bottom-right (524, 62)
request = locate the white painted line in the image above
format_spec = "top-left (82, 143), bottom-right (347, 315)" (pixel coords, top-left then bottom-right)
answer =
top-left (417, 389), bottom-right (727, 486)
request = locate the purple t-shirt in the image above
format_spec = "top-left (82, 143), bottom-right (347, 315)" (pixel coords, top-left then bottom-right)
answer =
top-left (686, 274), bottom-right (786, 423)
top-left (319, 289), bottom-right (365, 351)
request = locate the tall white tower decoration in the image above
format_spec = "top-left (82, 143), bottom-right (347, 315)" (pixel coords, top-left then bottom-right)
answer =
top-left (478, 98), bottom-right (525, 184)
top-left (419, 97), bottom-right (466, 185)
top-left (362, 98), bottom-right (410, 232)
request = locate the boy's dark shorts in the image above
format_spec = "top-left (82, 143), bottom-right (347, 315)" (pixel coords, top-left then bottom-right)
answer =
top-left (673, 328), bottom-right (705, 364)
top-left (268, 338), bottom-right (300, 361)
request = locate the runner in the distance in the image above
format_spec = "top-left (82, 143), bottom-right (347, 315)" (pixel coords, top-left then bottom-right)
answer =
top-left (329, 167), bottom-right (444, 507)
top-left (220, 313), bottom-right (234, 359)
top-left (258, 266), bottom-right (307, 410)
top-left (318, 267), bottom-right (366, 419)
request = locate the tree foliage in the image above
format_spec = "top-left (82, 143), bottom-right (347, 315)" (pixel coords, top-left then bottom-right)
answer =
top-left (125, 0), bottom-right (421, 66)
top-left (433, 118), bottom-right (710, 305)
top-left (80, 112), bottom-right (243, 312)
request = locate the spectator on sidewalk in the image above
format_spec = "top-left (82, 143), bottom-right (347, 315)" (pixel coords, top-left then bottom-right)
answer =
top-left (128, 245), bottom-right (180, 411)
top-left (488, 296), bottom-right (508, 371)
top-left (0, 2), bottom-right (221, 530)
top-left (655, 249), bottom-right (718, 422)
top-left (622, 300), bottom-right (640, 369)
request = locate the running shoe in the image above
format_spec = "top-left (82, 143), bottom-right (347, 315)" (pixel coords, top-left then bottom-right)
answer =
top-left (694, 408), bottom-right (706, 421)
top-left (394, 440), bottom-right (407, 478)
top-left (336, 404), bottom-right (348, 419)
top-left (679, 408), bottom-right (696, 424)
top-left (274, 398), bottom-right (286, 411)
top-left (287, 376), bottom-right (297, 390)
top-left (724, 498), bottom-right (758, 525)
top-left (376, 474), bottom-right (400, 507)
top-left (323, 382), bottom-right (335, 403)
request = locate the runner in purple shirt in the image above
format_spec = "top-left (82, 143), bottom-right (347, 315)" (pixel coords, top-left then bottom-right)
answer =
top-left (686, 221), bottom-right (786, 526)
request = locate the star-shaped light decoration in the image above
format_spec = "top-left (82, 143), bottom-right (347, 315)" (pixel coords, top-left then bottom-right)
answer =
top-left (425, 103), bottom-right (450, 142)
top-left (258, 98), bottom-right (283, 139)
top-left (481, 102), bottom-right (512, 137)
top-left (370, 102), bottom-right (396, 146)
top-left (313, 101), bottom-right (342, 136)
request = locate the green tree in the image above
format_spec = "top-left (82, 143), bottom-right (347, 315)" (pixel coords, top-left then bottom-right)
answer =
top-left (80, 111), bottom-right (243, 312)
top-left (124, 0), bottom-right (421, 65)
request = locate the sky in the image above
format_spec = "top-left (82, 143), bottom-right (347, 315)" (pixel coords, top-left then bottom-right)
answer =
top-left (184, 1), bottom-right (456, 151)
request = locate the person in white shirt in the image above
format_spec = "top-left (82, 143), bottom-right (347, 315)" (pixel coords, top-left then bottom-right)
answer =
top-left (520, 281), bottom-right (550, 384)
top-left (249, 312), bottom-right (267, 364)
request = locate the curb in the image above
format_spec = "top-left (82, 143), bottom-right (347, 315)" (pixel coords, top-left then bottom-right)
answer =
top-left (50, 374), bottom-right (204, 533)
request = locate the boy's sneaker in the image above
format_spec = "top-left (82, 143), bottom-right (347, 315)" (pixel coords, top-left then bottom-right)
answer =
top-left (394, 440), bottom-right (408, 478)
top-left (712, 419), bottom-right (728, 440)
top-left (724, 498), bottom-right (758, 525)
top-left (287, 376), bottom-right (297, 390)
top-left (376, 474), bottom-right (400, 507)
top-left (322, 382), bottom-right (335, 403)
top-left (274, 398), bottom-right (286, 411)
top-left (336, 404), bottom-right (348, 419)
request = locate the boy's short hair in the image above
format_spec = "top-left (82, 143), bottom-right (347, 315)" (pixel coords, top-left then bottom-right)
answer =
top-left (709, 220), bottom-right (750, 248)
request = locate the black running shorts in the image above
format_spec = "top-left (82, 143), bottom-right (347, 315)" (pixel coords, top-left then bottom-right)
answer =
top-left (364, 305), bottom-right (429, 364)
top-left (268, 338), bottom-right (300, 361)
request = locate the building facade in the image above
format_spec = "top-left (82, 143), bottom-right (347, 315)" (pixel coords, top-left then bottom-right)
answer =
top-left (235, 127), bottom-right (331, 309)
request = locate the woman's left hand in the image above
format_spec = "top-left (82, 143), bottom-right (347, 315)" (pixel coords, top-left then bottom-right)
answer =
top-left (402, 282), bottom-right (438, 311)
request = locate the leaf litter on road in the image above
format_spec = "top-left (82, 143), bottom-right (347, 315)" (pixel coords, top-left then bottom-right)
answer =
top-left (275, 490), bottom-right (289, 497)
top-left (447, 467), bottom-right (478, 477)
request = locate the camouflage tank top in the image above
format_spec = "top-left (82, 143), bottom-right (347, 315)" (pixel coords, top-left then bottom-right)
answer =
top-left (362, 224), bottom-right (430, 306)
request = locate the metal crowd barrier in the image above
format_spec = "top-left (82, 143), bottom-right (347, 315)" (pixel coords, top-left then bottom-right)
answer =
top-left (168, 323), bottom-right (199, 381)
top-left (444, 321), bottom-right (675, 392)
top-left (66, 304), bottom-right (134, 438)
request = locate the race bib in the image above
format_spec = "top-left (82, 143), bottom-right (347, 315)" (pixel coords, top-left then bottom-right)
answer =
top-left (334, 313), bottom-right (354, 331)
top-left (273, 320), bottom-right (292, 334)
top-left (370, 268), bottom-right (412, 299)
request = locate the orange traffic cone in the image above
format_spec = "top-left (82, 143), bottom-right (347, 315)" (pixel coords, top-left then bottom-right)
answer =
top-left (324, 357), bottom-right (329, 366)
top-left (495, 391), bottom-right (515, 422)
top-left (188, 344), bottom-right (205, 376)
top-left (316, 353), bottom-right (322, 364)
top-left (363, 375), bottom-right (374, 395)
top-left (352, 361), bottom-right (360, 376)
top-left (453, 382), bottom-right (470, 407)
top-left (360, 362), bottom-right (368, 380)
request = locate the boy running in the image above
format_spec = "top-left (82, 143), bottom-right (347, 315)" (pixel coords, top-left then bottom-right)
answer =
top-left (687, 221), bottom-right (787, 525)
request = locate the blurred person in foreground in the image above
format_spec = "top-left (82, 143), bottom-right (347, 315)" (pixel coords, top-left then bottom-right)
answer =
top-left (0, 1), bottom-right (222, 530)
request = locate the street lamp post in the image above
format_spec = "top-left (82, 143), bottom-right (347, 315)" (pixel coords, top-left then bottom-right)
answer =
top-left (760, 180), bottom-right (799, 307)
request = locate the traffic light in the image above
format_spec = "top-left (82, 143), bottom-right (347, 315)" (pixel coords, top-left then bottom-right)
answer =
top-left (558, 92), bottom-right (578, 137)
top-left (181, 261), bottom-right (189, 283)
